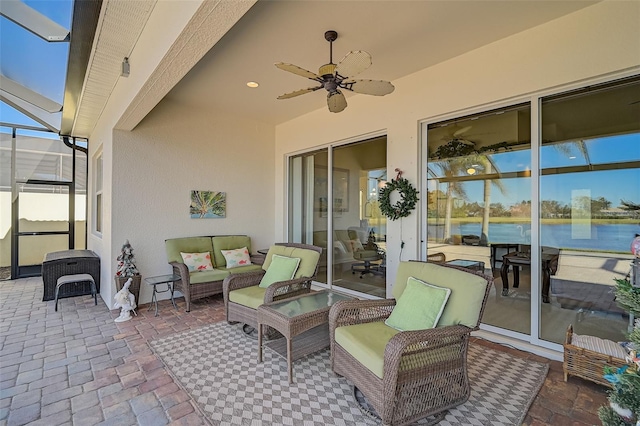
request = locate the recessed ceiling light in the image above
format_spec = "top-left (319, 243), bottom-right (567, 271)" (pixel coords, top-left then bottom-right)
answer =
top-left (246, 81), bottom-right (259, 88)
top-left (569, 156), bottom-right (576, 159)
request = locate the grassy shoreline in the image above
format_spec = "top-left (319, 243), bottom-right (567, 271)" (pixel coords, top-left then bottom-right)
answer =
top-left (427, 217), bottom-right (639, 225)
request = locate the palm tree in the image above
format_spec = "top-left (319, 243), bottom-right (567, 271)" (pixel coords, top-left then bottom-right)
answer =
top-left (190, 191), bottom-right (226, 218)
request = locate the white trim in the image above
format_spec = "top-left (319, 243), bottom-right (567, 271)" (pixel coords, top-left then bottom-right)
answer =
top-left (473, 329), bottom-right (562, 362)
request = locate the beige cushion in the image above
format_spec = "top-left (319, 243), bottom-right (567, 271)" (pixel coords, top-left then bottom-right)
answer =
top-left (262, 246), bottom-right (320, 279)
top-left (180, 252), bottom-right (214, 272)
top-left (392, 261), bottom-right (487, 329)
top-left (572, 333), bottom-right (627, 359)
top-left (228, 285), bottom-right (267, 309)
top-left (221, 247), bottom-right (252, 269)
top-left (334, 322), bottom-right (399, 379)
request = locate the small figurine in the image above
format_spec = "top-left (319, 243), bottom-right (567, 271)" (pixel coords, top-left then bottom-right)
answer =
top-left (114, 277), bottom-right (137, 322)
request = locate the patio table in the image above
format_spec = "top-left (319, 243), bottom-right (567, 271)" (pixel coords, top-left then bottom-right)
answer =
top-left (257, 290), bottom-right (352, 383)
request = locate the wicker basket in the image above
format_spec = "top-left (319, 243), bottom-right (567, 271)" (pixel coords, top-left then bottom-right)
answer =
top-left (563, 324), bottom-right (627, 387)
top-left (115, 275), bottom-right (142, 306)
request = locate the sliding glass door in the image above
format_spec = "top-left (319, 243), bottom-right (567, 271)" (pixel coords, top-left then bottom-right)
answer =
top-left (288, 136), bottom-right (387, 297)
top-left (423, 75), bottom-right (640, 347)
top-left (425, 103), bottom-right (532, 336)
top-left (539, 77), bottom-right (640, 344)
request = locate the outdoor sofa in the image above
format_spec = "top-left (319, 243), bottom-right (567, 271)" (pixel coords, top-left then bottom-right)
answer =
top-left (165, 235), bottom-right (262, 311)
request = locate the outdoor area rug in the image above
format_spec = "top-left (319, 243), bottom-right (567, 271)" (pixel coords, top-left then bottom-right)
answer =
top-left (150, 322), bottom-right (548, 425)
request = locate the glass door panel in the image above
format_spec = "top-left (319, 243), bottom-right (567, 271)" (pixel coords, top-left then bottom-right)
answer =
top-left (426, 103), bottom-right (532, 335)
top-left (332, 137), bottom-right (387, 297)
top-left (539, 77), bottom-right (640, 344)
top-left (288, 149), bottom-right (328, 283)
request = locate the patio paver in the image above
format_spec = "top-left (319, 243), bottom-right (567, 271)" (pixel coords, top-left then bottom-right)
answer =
top-left (0, 276), bottom-right (607, 425)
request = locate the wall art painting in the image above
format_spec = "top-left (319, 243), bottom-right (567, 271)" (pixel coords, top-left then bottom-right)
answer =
top-left (190, 190), bottom-right (226, 218)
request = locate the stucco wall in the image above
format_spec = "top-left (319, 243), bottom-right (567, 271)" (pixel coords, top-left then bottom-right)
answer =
top-left (273, 1), bottom-right (640, 296)
top-left (106, 100), bottom-right (275, 308)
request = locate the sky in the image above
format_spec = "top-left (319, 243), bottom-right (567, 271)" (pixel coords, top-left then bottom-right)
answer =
top-left (0, 0), bottom-right (73, 131)
top-left (428, 133), bottom-right (640, 209)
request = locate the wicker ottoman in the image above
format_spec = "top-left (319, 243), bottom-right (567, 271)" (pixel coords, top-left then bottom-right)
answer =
top-left (563, 324), bottom-right (628, 387)
top-left (42, 250), bottom-right (101, 302)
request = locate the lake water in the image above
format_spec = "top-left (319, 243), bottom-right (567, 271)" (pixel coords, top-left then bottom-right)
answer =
top-left (435, 223), bottom-right (640, 252)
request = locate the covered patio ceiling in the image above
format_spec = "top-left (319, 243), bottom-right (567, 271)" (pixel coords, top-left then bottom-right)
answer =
top-left (66, 0), bottom-right (601, 138)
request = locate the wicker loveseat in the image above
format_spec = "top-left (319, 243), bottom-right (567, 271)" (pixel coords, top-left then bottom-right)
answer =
top-left (329, 261), bottom-right (492, 425)
top-left (165, 235), bottom-right (263, 311)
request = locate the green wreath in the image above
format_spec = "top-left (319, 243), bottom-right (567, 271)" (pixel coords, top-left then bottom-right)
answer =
top-left (378, 176), bottom-right (419, 221)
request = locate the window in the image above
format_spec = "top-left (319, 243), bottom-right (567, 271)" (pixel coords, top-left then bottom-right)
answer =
top-left (94, 151), bottom-right (103, 235)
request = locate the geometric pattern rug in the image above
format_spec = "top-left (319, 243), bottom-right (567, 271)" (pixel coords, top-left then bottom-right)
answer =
top-left (150, 322), bottom-right (548, 425)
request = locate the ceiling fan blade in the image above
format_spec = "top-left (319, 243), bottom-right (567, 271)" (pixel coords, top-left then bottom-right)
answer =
top-left (453, 126), bottom-right (473, 137)
top-left (277, 87), bottom-right (322, 99)
top-left (343, 79), bottom-right (395, 96)
top-left (335, 50), bottom-right (371, 78)
top-left (327, 90), bottom-right (347, 113)
top-left (275, 62), bottom-right (321, 80)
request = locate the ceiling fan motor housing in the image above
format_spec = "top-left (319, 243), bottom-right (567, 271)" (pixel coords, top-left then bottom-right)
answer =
top-left (319, 63), bottom-right (336, 78)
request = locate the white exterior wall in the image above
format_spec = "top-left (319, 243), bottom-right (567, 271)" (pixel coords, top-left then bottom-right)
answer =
top-left (274, 1), bottom-right (640, 296)
top-left (87, 0), bottom-right (639, 308)
top-left (110, 100), bottom-right (274, 307)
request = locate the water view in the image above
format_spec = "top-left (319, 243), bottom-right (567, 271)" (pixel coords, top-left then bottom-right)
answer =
top-left (431, 222), bottom-right (639, 252)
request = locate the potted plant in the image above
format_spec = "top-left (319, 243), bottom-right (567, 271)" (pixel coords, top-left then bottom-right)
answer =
top-left (115, 239), bottom-right (141, 304)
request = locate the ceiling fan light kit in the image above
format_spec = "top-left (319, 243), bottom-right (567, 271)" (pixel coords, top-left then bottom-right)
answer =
top-left (275, 30), bottom-right (394, 113)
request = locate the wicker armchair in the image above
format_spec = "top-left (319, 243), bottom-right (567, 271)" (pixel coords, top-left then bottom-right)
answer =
top-left (329, 261), bottom-right (492, 426)
top-left (223, 243), bottom-right (322, 334)
top-left (426, 252), bottom-right (446, 263)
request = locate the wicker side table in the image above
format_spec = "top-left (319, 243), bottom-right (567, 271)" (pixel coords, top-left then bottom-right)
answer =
top-left (257, 290), bottom-right (353, 383)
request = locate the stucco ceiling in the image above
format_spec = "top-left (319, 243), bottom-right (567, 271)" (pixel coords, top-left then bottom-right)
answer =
top-left (163, 0), bottom-right (600, 126)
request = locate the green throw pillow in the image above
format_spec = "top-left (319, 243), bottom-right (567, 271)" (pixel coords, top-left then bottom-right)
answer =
top-left (385, 276), bottom-right (451, 331)
top-left (258, 255), bottom-right (301, 288)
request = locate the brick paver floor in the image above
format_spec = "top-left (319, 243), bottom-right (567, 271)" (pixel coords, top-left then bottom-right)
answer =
top-left (1, 276), bottom-right (609, 425)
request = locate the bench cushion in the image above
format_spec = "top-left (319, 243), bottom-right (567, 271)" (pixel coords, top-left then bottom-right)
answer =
top-left (228, 285), bottom-right (267, 309)
top-left (188, 269), bottom-right (230, 284)
top-left (335, 322), bottom-right (399, 379)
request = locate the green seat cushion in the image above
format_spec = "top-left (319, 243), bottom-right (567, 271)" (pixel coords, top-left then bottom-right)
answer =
top-left (228, 285), bottom-right (266, 309)
top-left (262, 246), bottom-right (320, 279)
top-left (212, 236), bottom-right (252, 268)
top-left (220, 264), bottom-right (262, 274)
top-left (385, 277), bottom-right (451, 331)
top-left (165, 237), bottom-right (214, 264)
top-left (188, 269), bottom-right (229, 284)
top-left (392, 261), bottom-right (487, 328)
top-left (259, 255), bottom-right (301, 288)
top-left (334, 322), bottom-right (399, 379)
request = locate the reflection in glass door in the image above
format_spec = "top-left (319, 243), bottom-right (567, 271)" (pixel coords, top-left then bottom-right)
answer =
top-left (539, 76), bottom-right (640, 344)
top-left (288, 137), bottom-right (387, 297)
top-left (425, 103), bottom-right (532, 336)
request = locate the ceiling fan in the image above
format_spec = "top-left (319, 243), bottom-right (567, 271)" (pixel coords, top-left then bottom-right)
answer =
top-left (275, 30), bottom-right (394, 113)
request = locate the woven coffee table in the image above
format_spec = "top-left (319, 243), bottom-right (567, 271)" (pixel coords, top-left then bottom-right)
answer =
top-left (257, 290), bottom-right (352, 383)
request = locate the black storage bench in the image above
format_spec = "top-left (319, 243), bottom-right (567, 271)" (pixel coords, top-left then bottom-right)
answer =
top-left (42, 250), bottom-right (101, 302)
